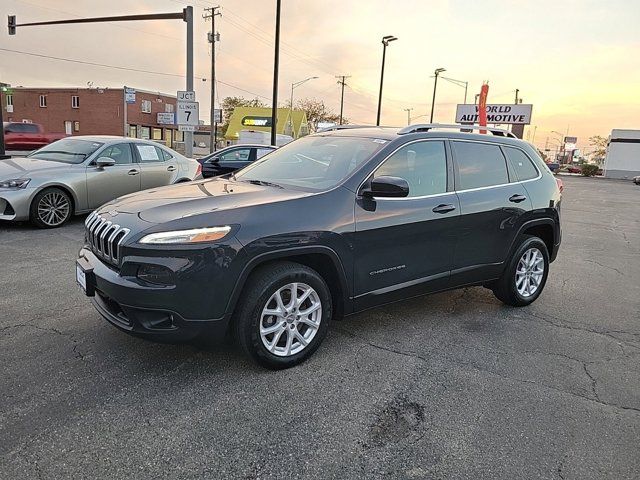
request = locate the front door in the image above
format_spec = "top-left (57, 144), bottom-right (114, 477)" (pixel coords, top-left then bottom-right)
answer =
top-left (216, 147), bottom-right (254, 174)
top-left (353, 140), bottom-right (459, 310)
top-left (86, 143), bottom-right (140, 209)
top-left (450, 140), bottom-right (533, 285)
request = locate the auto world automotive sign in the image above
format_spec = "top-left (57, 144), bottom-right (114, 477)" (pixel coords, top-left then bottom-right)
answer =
top-left (456, 104), bottom-right (533, 124)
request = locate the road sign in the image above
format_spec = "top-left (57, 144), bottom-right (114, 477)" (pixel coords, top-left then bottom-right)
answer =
top-left (177, 90), bottom-right (195, 102)
top-left (214, 108), bottom-right (222, 124)
top-left (177, 101), bottom-right (199, 126)
top-left (456, 104), bottom-right (533, 125)
top-left (564, 136), bottom-right (577, 144)
top-left (178, 125), bottom-right (195, 132)
top-left (125, 87), bottom-right (136, 104)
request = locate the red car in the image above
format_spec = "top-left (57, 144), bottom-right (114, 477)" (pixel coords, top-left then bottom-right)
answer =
top-left (3, 122), bottom-right (66, 151)
top-left (566, 165), bottom-right (581, 174)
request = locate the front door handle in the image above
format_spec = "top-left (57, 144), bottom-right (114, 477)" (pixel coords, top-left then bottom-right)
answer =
top-left (128, 169), bottom-right (140, 176)
top-left (432, 204), bottom-right (456, 214)
top-left (509, 194), bottom-right (527, 203)
top-left (167, 165), bottom-right (177, 172)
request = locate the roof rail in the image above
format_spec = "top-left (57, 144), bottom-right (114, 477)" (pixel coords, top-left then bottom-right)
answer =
top-left (317, 124), bottom-right (375, 132)
top-left (397, 123), bottom-right (518, 138)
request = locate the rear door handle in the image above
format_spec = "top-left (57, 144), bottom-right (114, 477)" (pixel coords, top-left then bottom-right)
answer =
top-left (432, 204), bottom-right (456, 214)
top-left (167, 165), bottom-right (177, 172)
top-left (128, 169), bottom-right (140, 176)
top-left (509, 194), bottom-right (527, 203)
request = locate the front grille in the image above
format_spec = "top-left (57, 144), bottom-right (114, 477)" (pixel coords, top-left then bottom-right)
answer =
top-left (85, 212), bottom-right (130, 266)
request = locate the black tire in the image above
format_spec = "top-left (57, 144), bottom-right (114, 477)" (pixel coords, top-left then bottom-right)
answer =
top-left (30, 187), bottom-right (73, 229)
top-left (492, 235), bottom-right (550, 307)
top-left (233, 261), bottom-right (332, 369)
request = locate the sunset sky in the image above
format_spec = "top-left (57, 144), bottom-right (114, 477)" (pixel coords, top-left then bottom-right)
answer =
top-left (2, 0), bottom-right (639, 150)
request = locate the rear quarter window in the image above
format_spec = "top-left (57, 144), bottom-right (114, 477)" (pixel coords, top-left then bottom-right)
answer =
top-left (504, 147), bottom-right (539, 181)
top-left (452, 141), bottom-right (509, 190)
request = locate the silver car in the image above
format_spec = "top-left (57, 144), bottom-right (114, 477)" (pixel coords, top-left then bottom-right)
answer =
top-left (0, 136), bottom-right (200, 228)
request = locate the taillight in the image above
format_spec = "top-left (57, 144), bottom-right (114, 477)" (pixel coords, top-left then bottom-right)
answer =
top-left (196, 162), bottom-right (202, 177)
top-left (555, 178), bottom-right (564, 193)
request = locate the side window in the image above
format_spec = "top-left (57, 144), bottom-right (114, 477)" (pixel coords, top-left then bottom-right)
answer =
top-left (100, 144), bottom-right (133, 165)
top-left (256, 148), bottom-right (273, 160)
top-left (374, 141), bottom-right (447, 197)
top-left (135, 144), bottom-right (163, 162)
top-left (159, 148), bottom-right (174, 161)
top-left (220, 148), bottom-right (251, 162)
top-left (504, 147), bottom-right (539, 182)
top-left (452, 141), bottom-right (509, 190)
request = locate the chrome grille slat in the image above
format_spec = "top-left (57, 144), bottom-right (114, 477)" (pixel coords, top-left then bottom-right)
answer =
top-left (84, 213), bottom-right (130, 267)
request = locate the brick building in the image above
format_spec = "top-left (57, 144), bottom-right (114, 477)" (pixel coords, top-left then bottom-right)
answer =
top-left (1, 86), bottom-right (185, 148)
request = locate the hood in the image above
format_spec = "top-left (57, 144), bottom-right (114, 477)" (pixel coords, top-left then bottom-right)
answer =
top-left (97, 177), bottom-right (314, 224)
top-left (0, 157), bottom-right (71, 179)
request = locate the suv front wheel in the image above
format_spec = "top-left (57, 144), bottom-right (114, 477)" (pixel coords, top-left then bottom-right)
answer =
top-left (233, 261), bottom-right (332, 369)
top-left (492, 235), bottom-right (550, 307)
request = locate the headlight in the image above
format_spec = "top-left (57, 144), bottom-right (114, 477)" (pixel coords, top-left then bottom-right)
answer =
top-left (139, 226), bottom-right (232, 245)
top-left (0, 178), bottom-right (30, 189)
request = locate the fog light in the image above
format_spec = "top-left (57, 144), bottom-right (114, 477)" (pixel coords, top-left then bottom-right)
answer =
top-left (137, 264), bottom-right (174, 285)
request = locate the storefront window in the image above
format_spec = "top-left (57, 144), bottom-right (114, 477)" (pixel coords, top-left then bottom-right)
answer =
top-left (152, 128), bottom-right (162, 140)
top-left (173, 130), bottom-right (183, 142)
top-left (140, 126), bottom-right (150, 139)
top-left (128, 125), bottom-right (137, 138)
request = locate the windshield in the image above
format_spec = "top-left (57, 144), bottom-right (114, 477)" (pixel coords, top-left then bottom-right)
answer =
top-left (234, 136), bottom-right (385, 191)
top-left (27, 138), bottom-right (104, 164)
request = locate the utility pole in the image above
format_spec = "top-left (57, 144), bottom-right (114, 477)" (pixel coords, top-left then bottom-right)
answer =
top-left (270, 0), bottom-right (282, 146)
top-left (403, 107), bottom-right (413, 125)
top-left (514, 88), bottom-right (519, 104)
top-left (204, 6), bottom-right (221, 153)
top-left (335, 75), bottom-right (350, 125)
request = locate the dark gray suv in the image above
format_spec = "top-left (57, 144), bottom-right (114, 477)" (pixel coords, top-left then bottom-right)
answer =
top-left (77, 124), bottom-right (561, 369)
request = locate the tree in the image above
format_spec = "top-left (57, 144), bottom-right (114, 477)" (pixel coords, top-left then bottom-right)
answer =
top-left (293, 98), bottom-right (345, 132)
top-left (220, 96), bottom-right (267, 136)
top-left (589, 135), bottom-right (608, 165)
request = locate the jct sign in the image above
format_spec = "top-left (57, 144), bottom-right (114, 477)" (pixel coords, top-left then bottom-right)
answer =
top-left (456, 104), bottom-right (533, 125)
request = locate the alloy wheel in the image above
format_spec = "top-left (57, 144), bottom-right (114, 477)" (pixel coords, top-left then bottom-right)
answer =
top-left (515, 247), bottom-right (544, 298)
top-left (37, 191), bottom-right (70, 227)
top-left (259, 282), bottom-right (322, 357)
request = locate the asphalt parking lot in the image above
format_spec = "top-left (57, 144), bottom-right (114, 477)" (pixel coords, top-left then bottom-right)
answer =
top-left (1, 175), bottom-right (639, 479)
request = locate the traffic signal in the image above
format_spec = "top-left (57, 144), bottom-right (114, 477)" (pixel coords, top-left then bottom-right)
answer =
top-left (8, 15), bottom-right (16, 35)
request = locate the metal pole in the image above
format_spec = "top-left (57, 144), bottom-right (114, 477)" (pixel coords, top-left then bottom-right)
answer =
top-left (515, 88), bottom-right (519, 104)
top-left (123, 85), bottom-right (128, 136)
top-left (430, 72), bottom-right (439, 123)
top-left (464, 82), bottom-right (468, 104)
top-left (270, 0), bottom-right (281, 146)
top-left (336, 75), bottom-right (349, 125)
top-left (0, 88), bottom-right (8, 159)
top-left (289, 83), bottom-right (294, 136)
top-left (376, 43), bottom-right (386, 126)
top-left (184, 6), bottom-right (194, 158)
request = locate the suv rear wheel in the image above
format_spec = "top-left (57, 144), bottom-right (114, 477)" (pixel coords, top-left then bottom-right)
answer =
top-left (492, 235), bottom-right (549, 307)
top-left (233, 261), bottom-right (332, 369)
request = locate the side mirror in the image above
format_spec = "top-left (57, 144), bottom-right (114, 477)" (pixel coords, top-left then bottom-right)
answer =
top-left (362, 175), bottom-right (409, 198)
top-left (95, 157), bottom-right (116, 169)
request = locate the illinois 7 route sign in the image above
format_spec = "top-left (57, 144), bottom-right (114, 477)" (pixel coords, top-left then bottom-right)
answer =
top-left (177, 101), bottom-right (199, 126)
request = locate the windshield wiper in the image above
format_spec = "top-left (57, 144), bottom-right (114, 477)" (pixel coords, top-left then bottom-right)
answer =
top-left (242, 179), bottom-right (284, 189)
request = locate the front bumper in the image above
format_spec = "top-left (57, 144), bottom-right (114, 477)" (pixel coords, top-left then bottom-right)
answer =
top-left (0, 187), bottom-right (35, 221)
top-left (77, 247), bottom-right (236, 342)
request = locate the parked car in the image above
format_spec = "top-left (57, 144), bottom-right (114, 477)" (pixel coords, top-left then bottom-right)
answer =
top-left (545, 162), bottom-right (560, 173)
top-left (633, 175), bottom-right (640, 185)
top-left (199, 144), bottom-right (277, 177)
top-left (566, 165), bottom-right (582, 174)
top-left (3, 122), bottom-right (66, 150)
top-left (77, 125), bottom-right (561, 369)
top-left (0, 136), bottom-right (200, 228)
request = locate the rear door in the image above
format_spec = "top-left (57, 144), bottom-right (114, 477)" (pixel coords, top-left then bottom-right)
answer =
top-left (450, 140), bottom-right (533, 285)
top-left (216, 147), bottom-right (254, 174)
top-left (134, 143), bottom-right (176, 189)
top-left (353, 139), bottom-right (459, 309)
top-left (86, 143), bottom-right (141, 209)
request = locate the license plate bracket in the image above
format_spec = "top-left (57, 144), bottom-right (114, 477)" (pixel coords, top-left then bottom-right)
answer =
top-left (76, 257), bottom-right (96, 297)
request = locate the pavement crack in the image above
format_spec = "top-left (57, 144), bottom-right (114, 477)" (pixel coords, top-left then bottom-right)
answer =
top-left (584, 259), bottom-right (625, 276)
top-left (582, 362), bottom-right (600, 401)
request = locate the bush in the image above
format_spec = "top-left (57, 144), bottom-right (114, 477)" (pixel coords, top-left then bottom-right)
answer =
top-left (581, 164), bottom-right (599, 177)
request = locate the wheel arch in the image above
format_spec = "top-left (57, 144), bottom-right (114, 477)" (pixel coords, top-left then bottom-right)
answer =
top-left (31, 183), bottom-right (78, 216)
top-left (226, 246), bottom-right (351, 321)
top-left (510, 218), bottom-right (557, 262)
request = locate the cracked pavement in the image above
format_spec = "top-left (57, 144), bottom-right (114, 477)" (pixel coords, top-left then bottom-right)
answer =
top-left (1, 175), bottom-right (639, 479)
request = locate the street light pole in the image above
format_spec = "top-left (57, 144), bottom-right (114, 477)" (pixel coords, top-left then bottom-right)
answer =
top-left (270, 0), bottom-right (281, 146)
top-left (376, 35), bottom-right (397, 126)
top-left (289, 76), bottom-right (318, 136)
top-left (429, 67), bottom-right (446, 123)
top-left (438, 75), bottom-right (468, 103)
top-left (403, 107), bottom-right (413, 125)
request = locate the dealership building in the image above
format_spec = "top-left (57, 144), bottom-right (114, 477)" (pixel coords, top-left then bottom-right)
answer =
top-left (1, 86), bottom-right (186, 148)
